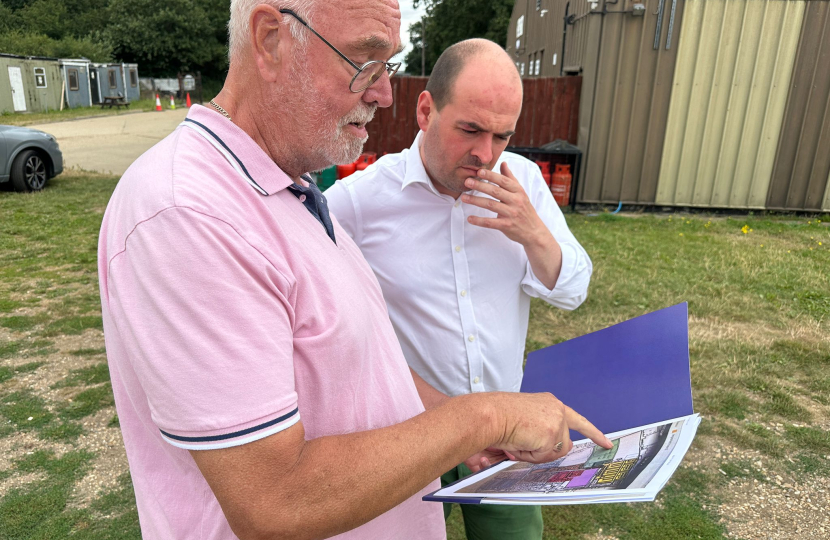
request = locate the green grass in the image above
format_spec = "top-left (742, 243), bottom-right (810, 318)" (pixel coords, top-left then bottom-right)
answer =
top-left (1, 98), bottom-right (159, 127)
top-left (0, 362), bottom-right (44, 384)
top-left (701, 391), bottom-right (753, 420)
top-left (42, 315), bottom-right (103, 337)
top-left (718, 460), bottom-right (767, 482)
top-left (58, 384), bottom-right (114, 420)
top-left (1, 175), bottom-right (829, 538)
top-left (52, 364), bottom-right (110, 389)
top-left (69, 348), bottom-right (107, 357)
top-left (0, 391), bottom-right (54, 430)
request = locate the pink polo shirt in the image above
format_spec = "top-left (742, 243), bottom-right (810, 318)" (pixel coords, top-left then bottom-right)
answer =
top-left (98, 105), bottom-right (445, 540)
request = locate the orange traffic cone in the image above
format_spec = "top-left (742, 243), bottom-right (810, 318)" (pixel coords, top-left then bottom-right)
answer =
top-left (185, 93), bottom-right (192, 108)
top-left (155, 94), bottom-right (162, 111)
top-left (169, 94), bottom-right (176, 110)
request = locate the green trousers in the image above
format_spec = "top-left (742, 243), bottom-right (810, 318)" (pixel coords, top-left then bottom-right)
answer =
top-left (441, 463), bottom-right (543, 540)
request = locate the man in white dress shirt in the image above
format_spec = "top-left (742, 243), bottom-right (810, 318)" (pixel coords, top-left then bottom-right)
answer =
top-left (324, 38), bottom-right (593, 539)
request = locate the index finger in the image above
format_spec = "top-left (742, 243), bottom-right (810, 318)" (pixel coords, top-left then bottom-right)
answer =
top-left (476, 163), bottom-right (519, 193)
top-left (565, 406), bottom-right (614, 449)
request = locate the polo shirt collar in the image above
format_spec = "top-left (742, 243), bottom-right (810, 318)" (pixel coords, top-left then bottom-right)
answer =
top-left (185, 105), bottom-right (294, 195)
top-left (401, 131), bottom-right (444, 197)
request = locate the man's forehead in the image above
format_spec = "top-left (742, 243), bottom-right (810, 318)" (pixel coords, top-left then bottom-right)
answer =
top-left (318, 0), bottom-right (402, 54)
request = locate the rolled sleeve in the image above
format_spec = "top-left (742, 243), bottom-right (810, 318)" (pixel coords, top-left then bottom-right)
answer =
top-left (519, 161), bottom-right (593, 310)
top-left (106, 207), bottom-right (300, 450)
top-left (521, 241), bottom-right (592, 310)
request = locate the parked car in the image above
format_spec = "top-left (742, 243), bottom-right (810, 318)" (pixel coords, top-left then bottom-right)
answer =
top-left (0, 125), bottom-right (63, 192)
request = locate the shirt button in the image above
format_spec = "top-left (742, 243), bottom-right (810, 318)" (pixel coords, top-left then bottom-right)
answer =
top-left (454, 200), bottom-right (461, 208)
top-left (299, 194), bottom-right (307, 203)
top-left (473, 376), bottom-right (480, 384)
top-left (468, 335), bottom-right (475, 342)
top-left (455, 245), bottom-right (461, 252)
top-left (460, 290), bottom-right (467, 297)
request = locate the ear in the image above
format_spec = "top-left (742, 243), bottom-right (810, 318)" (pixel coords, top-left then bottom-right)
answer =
top-left (250, 5), bottom-right (288, 82)
top-left (416, 91), bottom-right (436, 132)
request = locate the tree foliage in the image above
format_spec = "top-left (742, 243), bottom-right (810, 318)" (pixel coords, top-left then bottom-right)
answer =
top-left (404, 0), bottom-right (515, 75)
top-left (105, 0), bottom-right (229, 77)
top-left (0, 0), bottom-right (230, 77)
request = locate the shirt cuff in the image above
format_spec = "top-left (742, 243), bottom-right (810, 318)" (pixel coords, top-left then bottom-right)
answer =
top-left (159, 406), bottom-right (301, 451)
top-left (521, 243), bottom-right (588, 310)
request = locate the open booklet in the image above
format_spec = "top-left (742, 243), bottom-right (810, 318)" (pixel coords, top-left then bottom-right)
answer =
top-left (424, 413), bottom-right (701, 505)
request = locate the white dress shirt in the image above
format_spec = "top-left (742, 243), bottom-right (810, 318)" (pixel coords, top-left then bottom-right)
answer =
top-left (324, 132), bottom-right (592, 397)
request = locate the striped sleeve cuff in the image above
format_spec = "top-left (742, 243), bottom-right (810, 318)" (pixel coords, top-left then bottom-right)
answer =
top-left (160, 407), bottom-right (301, 451)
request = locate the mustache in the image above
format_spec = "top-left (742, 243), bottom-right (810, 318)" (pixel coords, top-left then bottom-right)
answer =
top-left (340, 105), bottom-right (377, 127)
top-left (459, 157), bottom-right (486, 169)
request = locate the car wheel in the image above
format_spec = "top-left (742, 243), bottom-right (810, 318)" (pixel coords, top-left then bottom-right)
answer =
top-left (11, 149), bottom-right (48, 192)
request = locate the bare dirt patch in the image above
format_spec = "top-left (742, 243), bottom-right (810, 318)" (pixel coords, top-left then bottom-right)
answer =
top-left (69, 408), bottom-right (128, 508)
top-left (0, 472), bottom-right (47, 499)
top-left (689, 315), bottom-right (827, 348)
top-left (684, 432), bottom-right (830, 540)
top-left (719, 474), bottom-right (829, 539)
top-left (9, 330), bottom-right (106, 393)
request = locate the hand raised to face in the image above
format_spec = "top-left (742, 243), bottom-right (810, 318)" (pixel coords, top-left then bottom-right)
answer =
top-left (461, 162), bottom-right (549, 248)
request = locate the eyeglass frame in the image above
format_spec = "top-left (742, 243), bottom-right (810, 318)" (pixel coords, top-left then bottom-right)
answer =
top-left (279, 9), bottom-right (401, 93)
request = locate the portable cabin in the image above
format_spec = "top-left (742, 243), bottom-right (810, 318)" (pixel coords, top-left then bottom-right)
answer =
top-left (0, 53), bottom-right (62, 114)
top-left (90, 63), bottom-right (126, 104)
top-left (59, 58), bottom-right (93, 108)
top-left (122, 63), bottom-right (140, 102)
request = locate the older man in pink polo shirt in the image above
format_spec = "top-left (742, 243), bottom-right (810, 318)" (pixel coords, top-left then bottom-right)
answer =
top-left (98, 1), bottom-right (612, 539)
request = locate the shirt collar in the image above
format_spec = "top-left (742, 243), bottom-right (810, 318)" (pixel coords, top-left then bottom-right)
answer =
top-left (185, 105), bottom-right (294, 195)
top-left (401, 131), bottom-right (444, 196)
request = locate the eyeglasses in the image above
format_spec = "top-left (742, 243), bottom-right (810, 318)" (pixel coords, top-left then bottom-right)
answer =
top-left (279, 9), bottom-right (401, 93)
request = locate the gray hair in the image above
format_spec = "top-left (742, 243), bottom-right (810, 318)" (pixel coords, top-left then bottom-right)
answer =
top-left (228, 0), bottom-right (317, 62)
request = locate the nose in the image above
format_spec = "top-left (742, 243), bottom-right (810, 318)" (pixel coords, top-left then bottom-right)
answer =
top-left (362, 70), bottom-right (394, 109)
top-left (471, 134), bottom-right (494, 166)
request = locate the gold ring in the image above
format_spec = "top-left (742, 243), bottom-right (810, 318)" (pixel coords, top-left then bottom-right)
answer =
top-left (554, 441), bottom-right (564, 452)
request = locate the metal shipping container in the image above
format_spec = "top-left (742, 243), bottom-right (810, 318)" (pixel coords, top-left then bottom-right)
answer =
top-left (579, 0), bottom-right (687, 205)
top-left (656, 0), bottom-right (805, 209)
top-left (767, 0), bottom-right (830, 212)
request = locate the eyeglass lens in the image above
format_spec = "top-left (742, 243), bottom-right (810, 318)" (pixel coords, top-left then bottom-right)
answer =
top-left (350, 62), bottom-right (399, 92)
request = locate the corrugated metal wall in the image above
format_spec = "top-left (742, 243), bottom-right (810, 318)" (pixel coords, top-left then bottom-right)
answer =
top-left (767, 0), bottom-right (830, 212)
top-left (656, 0), bottom-right (805, 209)
top-left (579, 0), bottom-right (687, 204)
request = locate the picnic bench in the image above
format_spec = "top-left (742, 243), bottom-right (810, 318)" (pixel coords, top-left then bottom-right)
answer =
top-left (101, 95), bottom-right (130, 109)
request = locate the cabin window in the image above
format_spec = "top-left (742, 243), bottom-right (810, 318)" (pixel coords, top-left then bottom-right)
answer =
top-left (108, 69), bottom-right (117, 89)
top-left (130, 69), bottom-right (137, 87)
top-left (68, 68), bottom-right (79, 91)
top-left (34, 67), bottom-right (47, 88)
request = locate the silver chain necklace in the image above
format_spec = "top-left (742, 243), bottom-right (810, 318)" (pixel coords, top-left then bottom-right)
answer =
top-left (209, 99), bottom-right (231, 122)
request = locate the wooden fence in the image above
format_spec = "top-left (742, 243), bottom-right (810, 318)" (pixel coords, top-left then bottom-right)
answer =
top-left (363, 76), bottom-right (582, 156)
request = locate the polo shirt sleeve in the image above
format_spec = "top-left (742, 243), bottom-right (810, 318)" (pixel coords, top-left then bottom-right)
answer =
top-left (105, 207), bottom-right (300, 450)
top-left (323, 180), bottom-right (361, 243)
top-left (519, 161), bottom-right (593, 310)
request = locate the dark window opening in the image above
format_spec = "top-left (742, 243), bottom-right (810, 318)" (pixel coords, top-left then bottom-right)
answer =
top-left (108, 69), bottom-right (117, 89)
top-left (130, 69), bottom-right (137, 87)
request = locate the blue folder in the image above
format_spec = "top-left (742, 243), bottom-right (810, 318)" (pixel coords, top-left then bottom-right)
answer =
top-left (520, 302), bottom-right (694, 441)
top-left (423, 303), bottom-right (695, 504)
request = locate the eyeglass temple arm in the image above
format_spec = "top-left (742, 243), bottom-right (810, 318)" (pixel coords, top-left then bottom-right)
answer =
top-left (278, 9), bottom-right (362, 71)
